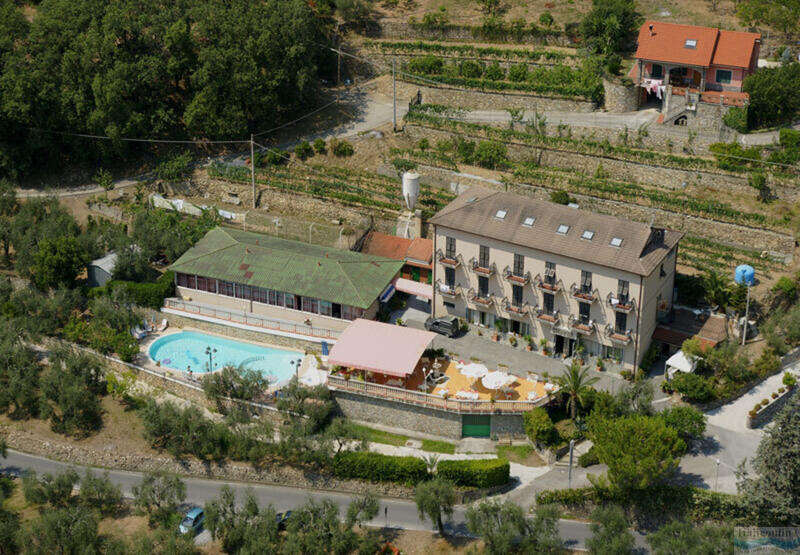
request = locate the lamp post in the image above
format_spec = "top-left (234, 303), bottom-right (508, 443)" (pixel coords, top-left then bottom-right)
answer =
top-left (568, 439), bottom-right (575, 489)
top-left (205, 346), bottom-right (217, 372)
top-left (714, 458), bottom-right (720, 491)
top-left (293, 358), bottom-right (302, 381)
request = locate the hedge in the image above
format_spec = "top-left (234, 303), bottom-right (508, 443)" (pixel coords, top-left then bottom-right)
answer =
top-left (331, 452), bottom-right (428, 485)
top-left (107, 271), bottom-right (175, 309)
top-left (436, 458), bottom-right (510, 488)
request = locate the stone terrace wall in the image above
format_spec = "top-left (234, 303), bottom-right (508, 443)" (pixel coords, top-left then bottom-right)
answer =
top-left (602, 78), bottom-right (639, 113)
top-left (364, 50), bottom-right (577, 70)
top-left (365, 19), bottom-right (571, 47)
top-left (333, 390), bottom-right (462, 439)
top-left (413, 83), bottom-right (596, 113)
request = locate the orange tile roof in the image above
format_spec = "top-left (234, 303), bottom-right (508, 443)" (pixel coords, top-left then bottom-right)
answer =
top-left (635, 21), bottom-right (759, 69)
top-left (362, 232), bottom-right (432, 268)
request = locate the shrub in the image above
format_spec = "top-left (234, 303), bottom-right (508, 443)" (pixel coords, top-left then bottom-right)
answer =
top-left (723, 106), bottom-right (749, 133)
top-left (408, 55), bottom-right (444, 75)
top-left (783, 372), bottom-right (797, 387)
top-left (672, 373), bottom-right (714, 403)
top-left (749, 410), bottom-right (757, 418)
top-left (578, 445), bottom-right (599, 467)
top-left (104, 271), bottom-right (175, 309)
top-left (550, 190), bottom-right (574, 205)
top-left (484, 62), bottom-right (505, 80)
top-left (459, 60), bottom-right (484, 79)
top-left (659, 406), bottom-right (707, 441)
top-left (780, 387), bottom-right (786, 393)
top-left (761, 399), bottom-right (768, 406)
top-left (313, 138), bottom-right (326, 153)
top-left (535, 486), bottom-right (595, 508)
top-left (507, 63), bottom-right (528, 82)
top-left (332, 452), bottom-right (428, 485)
top-left (261, 149), bottom-right (287, 166)
top-left (473, 140), bottom-right (507, 169)
top-left (392, 159), bottom-right (418, 173)
top-left (294, 140), bottom-right (314, 160)
top-left (524, 407), bottom-right (555, 444)
top-left (331, 139), bottom-right (355, 157)
top-left (436, 458), bottom-right (510, 488)
top-left (772, 392), bottom-right (779, 399)
top-left (780, 128), bottom-right (800, 149)
top-left (417, 137), bottom-right (430, 151)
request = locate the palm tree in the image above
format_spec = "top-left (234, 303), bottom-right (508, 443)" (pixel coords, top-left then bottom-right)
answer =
top-left (556, 360), bottom-right (600, 420)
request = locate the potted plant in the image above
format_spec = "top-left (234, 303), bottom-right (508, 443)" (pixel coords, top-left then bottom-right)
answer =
top-left (575, 344), bottom-right (585, 364)
top-left (540, 338), bottom-right (548, 356)
top-left (509, 336), bottom-right (517, 347)
top-left (596, 358), bottom-right (605, 372)
top-left (524, 334), bottom-right (533, 351)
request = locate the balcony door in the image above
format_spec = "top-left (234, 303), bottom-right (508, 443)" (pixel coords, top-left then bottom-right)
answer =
top-left (445, 267), bottom-right (455, 287)
top-left (512, 284), bottom-right (523, 307)
top-left (543, 292), bottom-right (554, 314)
top-left (478, 276), bottom-right (489, 297)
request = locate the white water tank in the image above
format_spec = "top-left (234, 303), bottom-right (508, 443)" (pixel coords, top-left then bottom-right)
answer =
top-left (402, 172), bottom-right (420, 211)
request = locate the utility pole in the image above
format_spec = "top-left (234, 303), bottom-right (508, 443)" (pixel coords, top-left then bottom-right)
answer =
top-left (336, 26), bottom-right (342, 87)
top-left (568, 439), bottom-right (575, 489)
top-left (392, 58), bottom-right (397, 132)
top-left (742, 283), bottom-right (750, 345)
top-left (250, 134), bottom-right (256, 209)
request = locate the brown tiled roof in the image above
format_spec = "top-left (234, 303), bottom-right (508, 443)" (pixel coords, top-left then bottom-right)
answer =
top-left (429, 187), bottom-right (682, 277)
top-left (653, 307), bottom-right (728, 349)
top-left (362, 232), bottom-right (433, 268)
top-left (635, 21), bottom-right (759, 69)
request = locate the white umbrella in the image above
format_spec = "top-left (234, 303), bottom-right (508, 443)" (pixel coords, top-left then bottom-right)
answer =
top-left (460, 363), bottom-right (489, 379)
top-left (481, 371), bottom-right (513, 390)
top-left (300, 370), bottom-right (326, 387)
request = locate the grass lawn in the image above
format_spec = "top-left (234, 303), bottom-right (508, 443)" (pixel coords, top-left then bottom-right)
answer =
top-left (496, 445), bottom-right (546, 467)
top-left (421, 439), bottom-right (456, 454)
top-left (351, 424), bottom-right (409, 446)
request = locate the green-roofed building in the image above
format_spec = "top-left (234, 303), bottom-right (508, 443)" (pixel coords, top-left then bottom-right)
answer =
top-left (168, 227), bottom-right (403, 335)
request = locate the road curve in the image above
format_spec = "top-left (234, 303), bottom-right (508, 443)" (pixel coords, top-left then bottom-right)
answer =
top-left (0, 448), bottom-right (613, 550)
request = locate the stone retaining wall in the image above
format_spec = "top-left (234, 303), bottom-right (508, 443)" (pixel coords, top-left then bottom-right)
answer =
top-left (747, 385), bottom-right (798, 428)
top-left (365, 19), bottom-right (571, 47)
top-left (411, 83), bottom-right (596, 113)
top-left (364, 50), bottom-right (575, 70)
top-left (602, 78), bottom-right (639, 114)
top-left (490, 414), bottom-right (525, 437)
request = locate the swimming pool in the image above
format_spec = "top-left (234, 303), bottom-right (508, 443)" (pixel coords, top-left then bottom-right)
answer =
top-left (148, 331), bottom-right (301, 386)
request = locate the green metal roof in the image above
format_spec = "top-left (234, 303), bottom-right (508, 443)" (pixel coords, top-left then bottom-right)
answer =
top-left (170, 227), bottom-right (403, 309)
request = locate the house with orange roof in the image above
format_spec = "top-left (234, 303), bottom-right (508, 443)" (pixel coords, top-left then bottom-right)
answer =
top-left (361, 231), bottom-right (433, 283)
top-left (632, 21), bottom-right (760, 105)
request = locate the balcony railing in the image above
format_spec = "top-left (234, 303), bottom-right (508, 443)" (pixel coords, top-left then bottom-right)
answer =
top-left (327, 374), bottom-right (547, 414)
top-left (605, 323), bottom-right (633, 344)
top-left (469, 257), bottom-right (497, 276)
top-left (436, 280), bottom-right (461, 299)
top-left (535, 308), bottom-right (559, 326)
top-left (502, 297), bottom-right (531, 315)
top-left (534, 274), bottom-right (562, 292)
top-left (568, 314), bottom-right (595, 335)
top-left (606, 292), bottom-right (636, 313)
top-left (503, 267), bottom-right (531, 285)
top-left (436, 249), bottom-right (462, 268)
top-left (570, 283), bottom-right (598, 304)
top-left (468, 288), bottom-right (494, 307)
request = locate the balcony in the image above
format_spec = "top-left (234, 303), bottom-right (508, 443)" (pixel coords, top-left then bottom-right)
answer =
top-left (467, 288), bottom-right (494, 307)
top-left (570, 283), bottom-right (598, 304)
top-left (606, 292), bottom-right (636, 314)
top-left (436, 280), bottom-right (461, 299)
top-left (534, 273), bottom-right (563, 293)
top-left (436, 249), bottom-right (462, 269)
top-left (605, 323), bottom-right (633, 344)
top-left (535, 308), bottom-right (559, 326)
top-left (502, 297), bottom-right (531, 316)
top-left (503, 267), bottom-right (531, 285)
top-left (568, 314), bottom-right (595, 335)
top-left (469, 257), bottom-right (497, 276)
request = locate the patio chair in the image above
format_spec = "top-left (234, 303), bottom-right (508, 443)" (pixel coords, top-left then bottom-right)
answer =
top-left (156, 318), bottom-right (169, 332)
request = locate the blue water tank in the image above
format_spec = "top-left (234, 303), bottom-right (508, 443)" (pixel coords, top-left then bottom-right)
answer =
top-left (735, 264), bottom-right (755, 286)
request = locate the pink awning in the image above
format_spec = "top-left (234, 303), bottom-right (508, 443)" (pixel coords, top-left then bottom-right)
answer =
top-left (394, 277), bottom-right (433, 300)
top-left (328, 319), bottom-right (436, 377)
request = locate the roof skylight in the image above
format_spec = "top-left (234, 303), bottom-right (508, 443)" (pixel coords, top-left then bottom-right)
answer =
top-left (581, 230), bottom-right (595, 240)
top-left (495, 209), bottom-right (507, 220)
top-left (522, 216), bottom-right (535, 228)
top-left (684, 39), bottom-right (697, 49)
top-left (610, 237), bottom-right (623, 247)
top-left (556, 224), bottom-right (570, 235)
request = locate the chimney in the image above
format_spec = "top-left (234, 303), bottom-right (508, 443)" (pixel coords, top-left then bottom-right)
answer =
top-left (649, 23), bottom-right (654, 36)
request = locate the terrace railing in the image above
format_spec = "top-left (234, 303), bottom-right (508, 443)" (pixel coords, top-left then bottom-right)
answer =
top-left (164, 298), bottom-right (341, 340)
top-left (327, 374), bottom-right (546, 414)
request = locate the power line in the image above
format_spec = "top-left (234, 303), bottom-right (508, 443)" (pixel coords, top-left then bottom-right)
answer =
top-left (25, 127), bottom-right (251, 145)
top-left (253, 98), bottom-right (339, 137)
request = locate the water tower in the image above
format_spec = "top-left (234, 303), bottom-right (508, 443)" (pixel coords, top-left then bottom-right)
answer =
top-left (734, 264), bottom-right (755, 345)
top-left (402, 171), bottom-right (420, 211)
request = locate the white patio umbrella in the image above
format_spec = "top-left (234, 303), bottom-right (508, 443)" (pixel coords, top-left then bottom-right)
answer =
top-left (481, 371), bottom-right (514, 390)
top-left (460, 362), bottom-right (489, 379)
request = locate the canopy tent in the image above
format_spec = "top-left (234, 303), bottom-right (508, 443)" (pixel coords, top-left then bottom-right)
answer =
top-left (394, 277), bottom-right (433, 300)
top-left (328, 319), bottom-right (436, 378)
top-left (666, 350), bottom-right (699, 380)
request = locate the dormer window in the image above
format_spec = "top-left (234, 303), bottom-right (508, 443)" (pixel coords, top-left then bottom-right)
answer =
top-left (684, 39), bottom-right (697, 49)
top-left (610, 237), bottom-right (623, 248)
top-left (556, 224), bottom-right (570, 235)
top-left (581, 230), bottom-right (595, 241)
top-left (495, 209), bottom-right (507, 220)
top-left (522, 216), bottom-right (535, 228)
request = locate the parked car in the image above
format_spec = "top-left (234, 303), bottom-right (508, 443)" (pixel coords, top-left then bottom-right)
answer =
top-left (178, 507), bottom-right (205, 536)
top-left (276, 510), bottom-right (293, 530)
top-left (424, 315), bottom-right (459, 338)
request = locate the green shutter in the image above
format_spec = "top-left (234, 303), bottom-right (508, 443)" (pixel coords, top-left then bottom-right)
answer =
top-left (462, 415), bottom-right (491, 438)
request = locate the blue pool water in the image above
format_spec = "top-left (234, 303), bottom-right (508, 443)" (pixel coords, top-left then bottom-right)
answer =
top-left (148, 331), bottom-right (300, 385)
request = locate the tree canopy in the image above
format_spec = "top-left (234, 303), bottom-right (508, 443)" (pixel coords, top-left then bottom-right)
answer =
top-left (0, 0), bottom-right (333, 179)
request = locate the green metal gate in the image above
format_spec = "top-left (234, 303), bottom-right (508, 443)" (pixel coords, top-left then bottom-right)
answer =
top-left (462, 415), bottom-right (491, 438)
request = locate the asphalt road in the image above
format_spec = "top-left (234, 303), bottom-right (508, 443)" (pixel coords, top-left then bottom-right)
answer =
top-left (0, 448), bottom-right (628, 551)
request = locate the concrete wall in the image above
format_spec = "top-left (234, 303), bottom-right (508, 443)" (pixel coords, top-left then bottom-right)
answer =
top-left (411, 83), bottom-right (596, 113)
top-left (748, 385), bottom-right (798, 428)
top-left (333, 390), bottom-right (463, 438)
top-left (490, 414), bottom-right (525, 437)
top-left (431, 224), bottom-right (674, 368)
